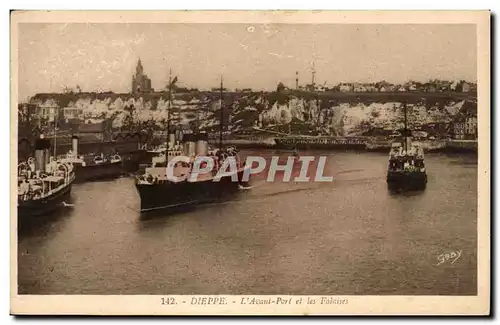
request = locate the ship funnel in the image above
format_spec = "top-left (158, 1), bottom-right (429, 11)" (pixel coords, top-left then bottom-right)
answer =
top-left (196, 132), bottom-right (209, 156)
top-left (72, 135), bottom-right (79, 156)
top-left (168, 133), bottom-right (176, 149)
top-left (175, 128), bottom-right (184, 144)
top-left (182, 133), bottom-right (196, 157)
top-left (34, 137), bottom-right (51, 172)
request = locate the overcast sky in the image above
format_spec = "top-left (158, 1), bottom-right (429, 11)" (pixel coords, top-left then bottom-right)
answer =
top-left (17, 23), bottom-right (476, 100)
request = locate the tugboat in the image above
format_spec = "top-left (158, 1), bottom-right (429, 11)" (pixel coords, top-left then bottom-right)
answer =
top-left (134, 73), bottom-right (251, 212)
top-left (18, 136), bottom-right (75, 217)
top-left (58, 135), bottom-right (123, 183)
top-left (386, 103), bottom-right (427, 190)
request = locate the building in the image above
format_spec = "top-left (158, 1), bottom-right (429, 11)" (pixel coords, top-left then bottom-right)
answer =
top-left (339, 83), bottom-right (353, 92)
top-left (63, 107), bottom-right (83, 119)
top-left (131, 58), bottom-right (153, 94)
top-left (453, 117), bottom-right (477, 140)
top-left (461, 82), bottom-right (471, 92)
top-left (74, 119), bottom-right (113, 142)
top-left (353, 84), bottom-right (367, 92)
top-left (453, 100), bottom-right (477, 140)
top-left (424, 85), bottom-right (437, 92)
top-left (18, 103), bottom-right (38, 122)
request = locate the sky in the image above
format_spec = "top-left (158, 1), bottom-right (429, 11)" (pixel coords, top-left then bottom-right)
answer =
top-left (17, 23), bottom-right (477, 100)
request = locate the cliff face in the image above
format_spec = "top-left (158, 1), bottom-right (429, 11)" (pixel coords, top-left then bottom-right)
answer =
top-left (29, 91), bottom-right (477, 137)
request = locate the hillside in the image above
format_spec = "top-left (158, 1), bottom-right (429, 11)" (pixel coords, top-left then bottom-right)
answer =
top-left (27, 90), bottom-right (477, 138)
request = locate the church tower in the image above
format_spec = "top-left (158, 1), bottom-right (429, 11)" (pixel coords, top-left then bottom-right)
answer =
top-left (131, 58), bottom-right (152, 94)
top-left (136, 58), bottom-right (144, 75)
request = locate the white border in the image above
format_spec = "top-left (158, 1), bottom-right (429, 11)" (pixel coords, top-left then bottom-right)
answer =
top-left (3, 1), bottom-right (496, 321)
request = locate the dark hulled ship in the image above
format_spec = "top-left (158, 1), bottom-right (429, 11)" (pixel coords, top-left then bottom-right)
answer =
top-left (135, 132), bottom-right (250, 212)
top-left (18, 137), bottom-right (75, 217)
top-left (386, 103), bottom-right (427, 190)
top-left (134, 72), bottom-right (250, 212)
top-left (58, 136), bottom-right (123, 183)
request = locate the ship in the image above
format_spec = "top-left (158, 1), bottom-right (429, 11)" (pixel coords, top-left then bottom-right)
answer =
top-left (135, 133), bottom-right (250, 212)
top-left (134, 72), bottom-right (251, 212)
top-left (18, 137), bottom-right (76, 217)
top-left (386, 103), bottom-right (427, 190)
top-left (58, 135), bottom-right (123, 183)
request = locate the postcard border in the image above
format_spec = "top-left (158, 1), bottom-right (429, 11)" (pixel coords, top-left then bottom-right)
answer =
top-left (10, 10), bottom-right (491, 316)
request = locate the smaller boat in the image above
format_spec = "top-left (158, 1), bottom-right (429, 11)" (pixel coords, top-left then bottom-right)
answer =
top-left (109, 154), bottom-right (122, 164)
top-left (18, 137), bottom-right (75, 218)
top-left (58, 136), bottom-right (123, 183)
top-left (386, 103), bottom-right (427, 190)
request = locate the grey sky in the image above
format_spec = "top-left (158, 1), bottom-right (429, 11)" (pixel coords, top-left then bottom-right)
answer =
top-left (18, 23), bottom-right (476, 100)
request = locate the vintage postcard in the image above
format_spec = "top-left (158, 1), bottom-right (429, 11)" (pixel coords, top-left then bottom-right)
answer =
top-left (10, 10), bottom-right (490, 315)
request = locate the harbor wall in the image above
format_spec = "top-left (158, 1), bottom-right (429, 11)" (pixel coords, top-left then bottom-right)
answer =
top-left (17, 136), bottom-right (476, 164)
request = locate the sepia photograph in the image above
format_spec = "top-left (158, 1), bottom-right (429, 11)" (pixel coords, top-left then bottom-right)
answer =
top-left (10, 10), bottom-right (490, 315)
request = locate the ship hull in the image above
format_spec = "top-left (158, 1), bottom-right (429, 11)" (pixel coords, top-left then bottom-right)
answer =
top-left (135, 170), bottom-right (248, 212)
top-left (121, 150), bottom-right (148, 173)
top-left (17, 181), bottom-right (73, 218)
top-left (73, 161), bottom-right (123, 183)
top-left (386, 171), bottom-right (427, 190)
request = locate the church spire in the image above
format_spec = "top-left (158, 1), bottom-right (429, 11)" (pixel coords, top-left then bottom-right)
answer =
top-left (136, 58), bottom-right (143, 75)
top-left (131, 57), bottom-right (152, 93)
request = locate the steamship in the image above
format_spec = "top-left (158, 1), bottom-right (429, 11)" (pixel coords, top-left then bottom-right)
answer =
top-left (58, 135), bottom-right (123, 183)
top-left (135, 132), bottom-right (250, 212)
top-left (18, 137), bottom-right (75, 217)
top-left (134, 73), bottom-right (251, 212)
top-left (386, 103), bottom-right (427, 190)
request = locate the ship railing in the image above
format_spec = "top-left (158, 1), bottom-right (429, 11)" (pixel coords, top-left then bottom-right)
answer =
top-left (18, 174), bottom-right (64, 201)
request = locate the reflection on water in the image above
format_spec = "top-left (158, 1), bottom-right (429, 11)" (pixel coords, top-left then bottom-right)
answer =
top-left (17, 151), bottom-right (478, 295)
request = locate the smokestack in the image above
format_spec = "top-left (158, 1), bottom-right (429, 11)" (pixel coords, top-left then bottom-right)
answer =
top-left (182, 133), bottom-right (196, 157)
top-left (296, 71), bottom-right (298, 89)
top-left (34, 136), bottom-right (51, 173)
top-left (72, 135), bottom-right (79, 156)
top-left (196, 132), bottom-right (209, 156)
top-left (175, 128), bottom-right (184, 143)
top-left (168, 133), bottom-right (176, 149)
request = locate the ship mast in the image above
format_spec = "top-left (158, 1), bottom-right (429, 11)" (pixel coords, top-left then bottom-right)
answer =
top-left (53, 111), bottom-right (57, 157)
top-left (403, 102), bottom-right (408, 153)
top-left (219, 75), bottom-right (223, 153)
top-left (166, 68), bottom-right (172, 163)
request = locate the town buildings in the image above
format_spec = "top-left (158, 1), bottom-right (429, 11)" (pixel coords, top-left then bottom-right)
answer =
top-left (453, 116), bottom-right (478, 140)
top-left (452, 101), bottom-right (478, 140)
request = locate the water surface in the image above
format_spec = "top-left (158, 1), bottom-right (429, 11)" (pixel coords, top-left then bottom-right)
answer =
top-left (18, 151), bottom-right (477, 295)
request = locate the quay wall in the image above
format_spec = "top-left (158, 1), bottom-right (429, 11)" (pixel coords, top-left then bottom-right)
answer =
top-left (17, 136), bottom-right (477, 163)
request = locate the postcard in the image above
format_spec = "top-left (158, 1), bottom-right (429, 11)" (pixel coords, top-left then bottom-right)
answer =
top-left (10, 10), bottom-right (490, 315)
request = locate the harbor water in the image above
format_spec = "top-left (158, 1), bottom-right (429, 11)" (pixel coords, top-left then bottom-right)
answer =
top-left (17, 150), bottom-right (478, 295)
